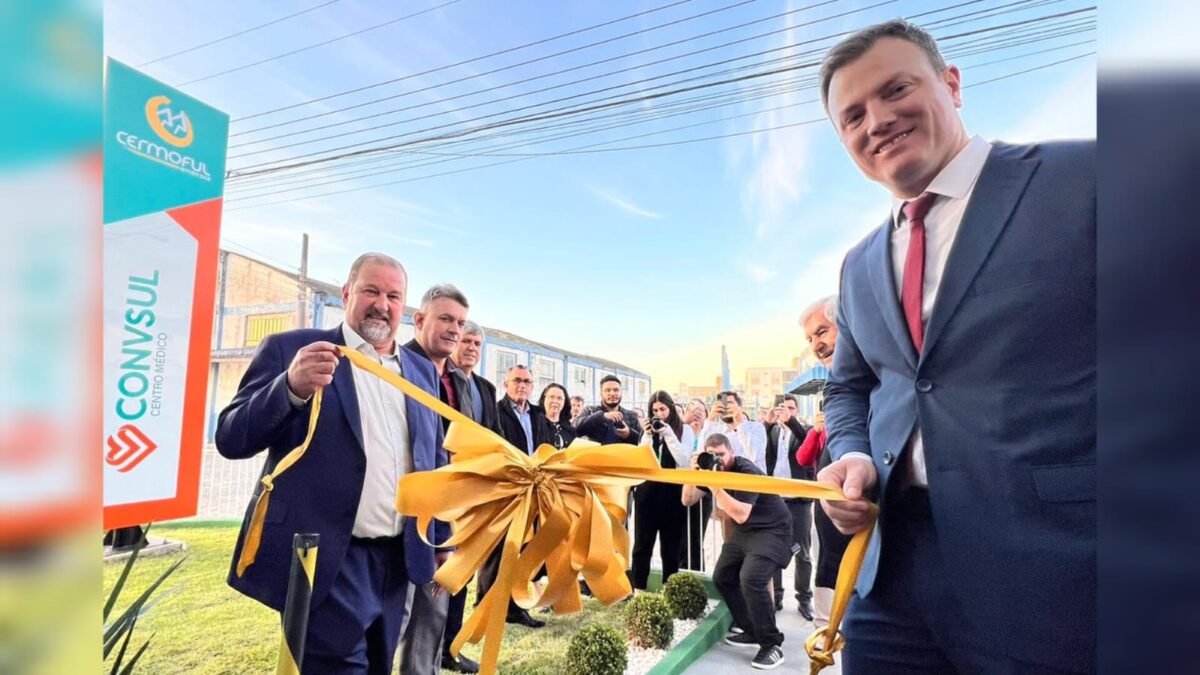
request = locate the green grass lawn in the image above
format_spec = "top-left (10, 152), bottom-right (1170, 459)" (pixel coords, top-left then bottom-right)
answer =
top-left (103, 522), bottom-right (628, 674)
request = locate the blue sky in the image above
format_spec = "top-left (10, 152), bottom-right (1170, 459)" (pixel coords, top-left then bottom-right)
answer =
top-left (105, 0), bottom-right (1103, 389)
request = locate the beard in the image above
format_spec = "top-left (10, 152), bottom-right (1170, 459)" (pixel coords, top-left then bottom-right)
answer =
top-left (359, 316), bottom-right (392, 342)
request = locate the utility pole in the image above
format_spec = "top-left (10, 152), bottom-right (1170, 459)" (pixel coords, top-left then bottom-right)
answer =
top-left (296, 233), bottom-right (309, 329)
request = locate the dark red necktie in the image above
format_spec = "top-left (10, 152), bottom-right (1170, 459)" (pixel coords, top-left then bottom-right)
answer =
top-left (901, 192), bottom-right (937, 352)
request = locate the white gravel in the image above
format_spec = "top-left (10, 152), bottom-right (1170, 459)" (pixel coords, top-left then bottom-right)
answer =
top-left (624, 600), bottom-right (718, 675)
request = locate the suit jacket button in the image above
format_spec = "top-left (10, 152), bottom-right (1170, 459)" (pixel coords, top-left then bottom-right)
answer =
top-left (882, 451), bottom-right (894, 465)
top-left (915, 379), bottom-right (933, 393)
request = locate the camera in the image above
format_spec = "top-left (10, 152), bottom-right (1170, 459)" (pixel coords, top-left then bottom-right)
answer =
top-left (696, 451), bottom-right (718, 471)
top-left (650, 418), bottom-right (665, 432)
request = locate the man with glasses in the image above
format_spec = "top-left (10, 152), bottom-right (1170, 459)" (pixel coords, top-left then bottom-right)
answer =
top-left (476, 365), bottom-right (551, 628)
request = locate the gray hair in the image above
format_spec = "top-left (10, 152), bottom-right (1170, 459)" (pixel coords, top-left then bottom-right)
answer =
top-left (347, 252), bottom-right (406, 285)
top-left (419, 283), bottom-right (469, 311)
top-left (463, 320), bottom-right (485, 341)
top-left (819, 19), bottom-right (946, 107)
top-left (799, 295), bottom-right (838, 326)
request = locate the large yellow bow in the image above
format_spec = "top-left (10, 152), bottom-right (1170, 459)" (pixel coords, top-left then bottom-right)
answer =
top-left (238, 346), bottom-right (876, 675)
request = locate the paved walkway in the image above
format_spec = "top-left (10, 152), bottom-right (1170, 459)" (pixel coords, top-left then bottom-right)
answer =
top-left (682, 558), bottom-right (842, 675)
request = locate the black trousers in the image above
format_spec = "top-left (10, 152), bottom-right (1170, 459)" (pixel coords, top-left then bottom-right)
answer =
top-left (679, 494), bottom-right (713, 571)
top-left (476, 546), bottom-right (521, 617)
top-left (774, 498), bottom-right (813, 605)
top-left (630, 483), bottom-right (685, 589)
top-left (713, 526), bottom-right (790, 650)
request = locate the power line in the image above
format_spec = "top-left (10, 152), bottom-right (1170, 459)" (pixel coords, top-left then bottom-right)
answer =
top-left (232, 0), bottom-right (703, 122)
top-left (223, 8), bottom-right (1087, 190)
top-left (137, 1), bottom-right (342, 67)
top-left (225, 0), bottom-right (899, 170)
top-left (224, 38), bottom-right (1093, 199)
top-left (177, 0), bottom-right (465, 87)
top-left (224, 13), bottom-right (1094, 193)
top-left (224, 49), bottom-right (1094, 210)
top-left (230, 0), bottom-right (792, 130)
top-left (226, 5), bottom-right (1091, 178)
top-left (226, 0), bottom-right (881, 150)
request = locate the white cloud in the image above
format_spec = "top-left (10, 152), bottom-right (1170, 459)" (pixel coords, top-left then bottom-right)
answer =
top-left (590, 187), bottom-right (663, 220)
top-left (747, 264), bottom-right (778, 284)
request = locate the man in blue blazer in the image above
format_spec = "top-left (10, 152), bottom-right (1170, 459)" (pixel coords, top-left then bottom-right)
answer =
top-left (217, 252), bottom-right (450, 674)
top-left (817, 21), bottom-right (1095, 673)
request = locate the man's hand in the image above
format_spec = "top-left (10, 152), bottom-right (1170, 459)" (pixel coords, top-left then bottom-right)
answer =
top-left (286, 341), bottom-right (340, 401)
top-left (814, 411), bottom-right (826, 432)
top-left (603, 410), bottom-right (623, 423)
top-left (818, 456), bottom-right (878, 535)
top-left (768, 406), bottom-right (783, 424)
top-left (615, 424), bottom-right (631, 439)
top-left (708, 404), bottom-right (723, 422)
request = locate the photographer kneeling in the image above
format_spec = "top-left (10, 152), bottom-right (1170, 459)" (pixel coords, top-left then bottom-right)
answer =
top-left (682, 434), bottom-right (792, 670)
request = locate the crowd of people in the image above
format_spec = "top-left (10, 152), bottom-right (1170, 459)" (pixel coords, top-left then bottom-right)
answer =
top-left (216, 18), bottom-right (1094, 675)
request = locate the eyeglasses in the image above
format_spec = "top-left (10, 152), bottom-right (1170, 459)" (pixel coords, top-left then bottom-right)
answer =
top-left (510, 378), bottom-right (533, 385)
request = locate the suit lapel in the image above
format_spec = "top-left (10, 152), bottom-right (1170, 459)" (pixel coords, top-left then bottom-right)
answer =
top-left (330, 326), bottom-right (365, 454)
top-left (922, 147), bottom-right (1039, 358)
top-left (866, 222), bottom-right (919, 370)
top-left (399, 347), bottom-right (433, 471)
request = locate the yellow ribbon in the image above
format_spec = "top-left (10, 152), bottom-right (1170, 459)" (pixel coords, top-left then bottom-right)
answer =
top-left (239, 345), bottom-right (876, 673)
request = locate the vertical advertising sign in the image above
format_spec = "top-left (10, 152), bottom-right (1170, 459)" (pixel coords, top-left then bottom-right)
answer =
top-left (103, 59), bottom-right (228, 529)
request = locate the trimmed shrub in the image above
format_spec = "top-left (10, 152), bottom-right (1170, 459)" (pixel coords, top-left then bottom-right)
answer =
top-left (565, 623), bottom-right (627, 675)
top-left (663, 572), bottom-right (709, 620)
top-left (624, 592), bottom-right (675, 649)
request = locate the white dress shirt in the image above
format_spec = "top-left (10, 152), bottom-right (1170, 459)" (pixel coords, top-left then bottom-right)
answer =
top-left (842, 135), bottom-right (992, 487)
top-left (638, 423), bottom-right (694, 469)
top-left (769, 423), bottom-right (793, 479)
top-left (699, 418), bottom-right (767, 470)
top-left (289, 325), bottom-right (412, 537)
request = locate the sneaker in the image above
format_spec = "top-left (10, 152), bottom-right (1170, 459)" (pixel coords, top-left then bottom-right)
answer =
top-left (724, 632), bottom-right (758, 648)
top-left (751, 645), bottom-right (785, 670)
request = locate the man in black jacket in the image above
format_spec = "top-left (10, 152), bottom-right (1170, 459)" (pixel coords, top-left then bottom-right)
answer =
top-left (573, 374), bottom-right (642, 445)
top-left (450, 320), bottom-right (500, 434)
top-left (477, 364), bottom-right (549, 628)
top-left (763, 394), bottom-right (814, 619)
top-left (398, 284), bottom-right (480, 675)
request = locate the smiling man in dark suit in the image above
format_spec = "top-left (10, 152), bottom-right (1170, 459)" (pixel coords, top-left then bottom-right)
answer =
top-left (817, 20), bottom-right (1095, 674)
top-left (217, 252), bottom-right (450, 674)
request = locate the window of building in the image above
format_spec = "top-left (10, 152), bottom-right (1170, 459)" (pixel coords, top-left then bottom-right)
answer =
top-left (492, 349), bottom-right (519, 388)
top-left (245, 313), bottom-right (290, 348)
top-left (533, 357), bottom-right (556, 397)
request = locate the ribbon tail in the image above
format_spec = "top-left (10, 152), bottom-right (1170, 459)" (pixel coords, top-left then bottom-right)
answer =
top-left (805, 511), bottom-right (876, 672)
top-left (236, 388), bottom-right (324, 577)
top-left (235, 482), bottom-right (271, 577)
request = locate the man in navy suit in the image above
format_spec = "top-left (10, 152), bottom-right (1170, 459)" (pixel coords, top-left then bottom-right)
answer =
top-left (816, 20), bottom-right (1095, 673)
top-left (217, 252), bottom-right (450, 674)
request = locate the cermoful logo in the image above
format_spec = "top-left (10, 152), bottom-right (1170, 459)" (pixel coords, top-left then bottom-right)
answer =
top-left (145, 95), bottom-right (194, 148)
top-left (106, 424), bottom-right (158, 473)
top-left (106, 271), bottom-right (169, 473)
top-left (115, 95), bottom-right (211, 181)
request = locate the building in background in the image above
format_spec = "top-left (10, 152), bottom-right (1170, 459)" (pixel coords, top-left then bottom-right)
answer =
top-left (199, 249), bottom-right (649, 518)
top-left (743, 362), bottom-right (800, 411)
top-left (785, 351), bottom-right (827, 423)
